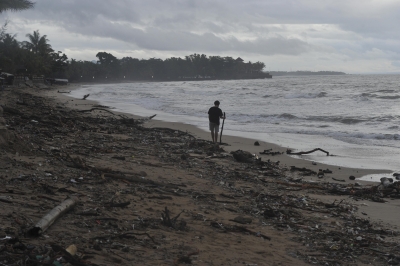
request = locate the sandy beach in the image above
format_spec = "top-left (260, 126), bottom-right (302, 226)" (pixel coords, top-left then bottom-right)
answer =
top-left (1, 82), bottom-right (400, 265)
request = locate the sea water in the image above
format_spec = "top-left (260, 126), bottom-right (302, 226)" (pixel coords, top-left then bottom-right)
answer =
top-left (69, 74), bottom-right (400, 179)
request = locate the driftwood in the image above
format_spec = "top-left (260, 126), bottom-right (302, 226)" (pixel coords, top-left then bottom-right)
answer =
top-left (0, 196), bottom-right (12, 203)
top-left (260, 149), bottom-right (282, 156)
top-left (332, 177), bottom-right (346, 182)
top-left (27, 196), bottom-right (78, 236)
top-left (78, 107), bottom-right (118, 116)
top-left (161, 207), bottom-right (185, 229)
top-left (57, 90), bottom-right (71, 93)
top-left (287, 148), bottom-right (330, 156)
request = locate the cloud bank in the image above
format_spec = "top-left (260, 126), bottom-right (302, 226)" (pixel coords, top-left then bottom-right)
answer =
top-left (2, 0), bottom-right (400, 73)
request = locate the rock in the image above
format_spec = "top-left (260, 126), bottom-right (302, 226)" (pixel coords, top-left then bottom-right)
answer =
top-left (231, 216), bottom-right (252, 224)
top-left (349, 175), bottom-right (356, 180)
top-left (231, 150), bottom-right (253, 163)
top-left (380, 177), bottom-right (393, 188)
top-left (254, 141), bottom-right (260, 146)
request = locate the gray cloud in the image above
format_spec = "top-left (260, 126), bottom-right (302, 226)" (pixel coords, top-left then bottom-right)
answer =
top-left (2, 0), bottom-right (400, 72)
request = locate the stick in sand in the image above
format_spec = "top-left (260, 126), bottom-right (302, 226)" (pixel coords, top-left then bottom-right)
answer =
top-left (220, 112), bottom-right (226, 144)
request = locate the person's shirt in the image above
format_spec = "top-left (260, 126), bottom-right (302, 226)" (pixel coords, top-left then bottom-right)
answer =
top-left (208, 106), bottom-right (223, 125)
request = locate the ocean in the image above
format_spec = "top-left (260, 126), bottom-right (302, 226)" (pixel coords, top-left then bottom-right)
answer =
top-left (69, 74), bottom-right (400, 179)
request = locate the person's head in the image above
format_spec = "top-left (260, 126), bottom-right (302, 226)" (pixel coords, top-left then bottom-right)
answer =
top-left (214, 100), bottom-right (220, 106)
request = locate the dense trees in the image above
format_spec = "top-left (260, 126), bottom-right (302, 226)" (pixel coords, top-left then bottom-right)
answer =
top-left (0, 27), bottom-right (68, 76)
top-left (66, 53), bottom-right (266, 82)
top-left (0, 2), bottom-right (269, 82)
top-left (1, 27), bottom-right (267, 81)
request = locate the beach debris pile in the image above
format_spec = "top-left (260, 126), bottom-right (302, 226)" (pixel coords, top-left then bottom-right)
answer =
top-left (0, 88), bottom-right (400, 265)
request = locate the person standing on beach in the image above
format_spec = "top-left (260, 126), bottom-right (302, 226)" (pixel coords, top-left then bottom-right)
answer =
top-left (208, 100), bottom-right (225, 143)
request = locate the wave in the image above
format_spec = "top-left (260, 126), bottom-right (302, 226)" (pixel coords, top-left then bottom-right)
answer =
top-left (279, 113), bottom-right (299, 119)
top-left (284, 91), bottom-right (327, 99)
top-left (307, 116), bottom-right (366, 124)
top-left (278, 128), bottom-right (400, 142)
top-left (376, 89), bottom-right (396, 93)
top-left (359, 93), bottom-right (400, 100)
top-left (233, 113), bottom-right (372, 125)
top-left (377, 95), bottom-right (400, 99)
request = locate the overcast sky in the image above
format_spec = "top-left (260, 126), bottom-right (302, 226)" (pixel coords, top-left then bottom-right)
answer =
top-left (2, 0), bottom-right (400, 73)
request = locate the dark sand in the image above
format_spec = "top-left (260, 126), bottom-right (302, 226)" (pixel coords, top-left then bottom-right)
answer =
top-left (0, 83), bottom-right (398, 266)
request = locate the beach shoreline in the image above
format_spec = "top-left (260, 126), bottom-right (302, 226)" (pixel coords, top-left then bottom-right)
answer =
top-left (1, 83), bottom-right (399, 265)
top-left (56, 82), bottom-right (391, 183)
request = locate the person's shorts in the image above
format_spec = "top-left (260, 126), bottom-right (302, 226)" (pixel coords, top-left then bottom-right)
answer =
top-left (209, 122), bottom-right (219, 132)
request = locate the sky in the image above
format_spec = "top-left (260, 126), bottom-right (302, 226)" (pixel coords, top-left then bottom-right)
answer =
top-left (2, 0), bottom-right (400, 73)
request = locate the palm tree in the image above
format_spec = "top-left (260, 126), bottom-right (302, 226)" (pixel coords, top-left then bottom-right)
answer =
top-left (0, 0), bottom-right (35, 13)
top-left (1, 33), bottom-right (19, 49)
top-left (22, 30), bottom-right (53, 55)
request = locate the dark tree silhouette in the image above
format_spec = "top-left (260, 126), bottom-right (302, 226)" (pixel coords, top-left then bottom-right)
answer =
top-left (0, 0), bottom-right (35, 13)
top-left (22, 30), bottom-right (53, 55)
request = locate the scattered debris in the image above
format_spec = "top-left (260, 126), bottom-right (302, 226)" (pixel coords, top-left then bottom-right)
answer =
top-left (287, 148), bottom-right (330, 156)
top-left (260, 149), bottom-right (282, 156)
top-left (1, 87), bottom-right (400, 265)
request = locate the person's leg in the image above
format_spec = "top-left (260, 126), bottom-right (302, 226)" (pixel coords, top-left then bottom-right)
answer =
top-left (214, 123), bottom-right (220, 143)
top-left (210, 122), bottom-right (216, 142)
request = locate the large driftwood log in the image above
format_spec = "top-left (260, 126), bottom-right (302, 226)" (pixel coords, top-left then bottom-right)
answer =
top-left (27, 196), bottom-right (78, 236)
top-left (287, 148), bottom-right (330, 156)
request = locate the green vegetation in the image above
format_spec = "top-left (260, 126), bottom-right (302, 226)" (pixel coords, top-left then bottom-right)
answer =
top-left (69, 53), bottom-right (268, 82)
top-left (0, 26), bottom-right (269, 82)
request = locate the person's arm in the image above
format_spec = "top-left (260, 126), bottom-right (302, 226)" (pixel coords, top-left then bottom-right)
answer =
top-left (220, 111), bottom-right (225, 119)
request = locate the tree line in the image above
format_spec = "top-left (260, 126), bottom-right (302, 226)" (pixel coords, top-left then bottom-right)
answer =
top-left (0, 1), bottom-right (268, 82)
top-left (70, 53), bottom-right (267, 82)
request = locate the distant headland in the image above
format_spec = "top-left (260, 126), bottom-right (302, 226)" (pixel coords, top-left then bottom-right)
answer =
top-left (269, 71), bottom-right (346, 76)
